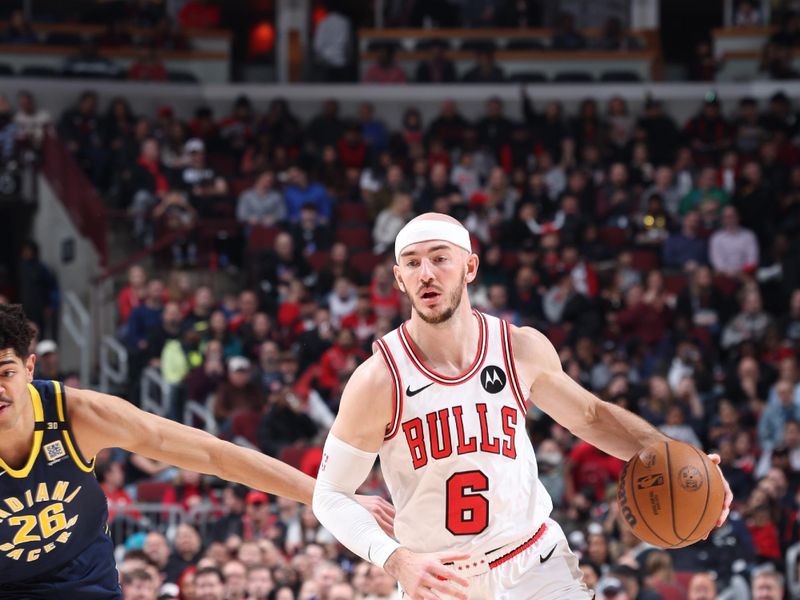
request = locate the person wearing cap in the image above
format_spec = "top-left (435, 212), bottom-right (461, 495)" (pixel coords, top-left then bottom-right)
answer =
top-left (312, 213), bottom-right (732, 600)
top-left (179, 137), bottom-right (228, 210)
top-left (33, 339), bottom-right (62, 380)
top-left (0, 303), bottom-right (393, 598)
top-left (595, 576), bottom-right (629, 599)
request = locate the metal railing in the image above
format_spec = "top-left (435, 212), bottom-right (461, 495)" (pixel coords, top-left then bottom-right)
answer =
top-left (140, 367), bottom-right (171, 417)
top-left (184, 400), bottom-right (218, 436)
top-left (62, 290), bottom-right (91, 386)
top-left (98, 335), bottom-right (128, 393)
top-left (107, 502), bottom-right (226, 544)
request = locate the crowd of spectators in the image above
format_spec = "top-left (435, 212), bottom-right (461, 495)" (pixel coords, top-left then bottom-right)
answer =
top-left (3, 81), bottom-right (799, 600)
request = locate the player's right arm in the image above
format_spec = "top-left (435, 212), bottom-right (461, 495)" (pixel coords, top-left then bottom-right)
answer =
top-left (313, 353), bottom-right (469, 600)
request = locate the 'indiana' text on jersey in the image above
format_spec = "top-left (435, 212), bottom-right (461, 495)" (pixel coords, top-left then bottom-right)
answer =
top-left (0, 380), bottom-right (110, 584)
top-left (375, 312), bottom-right (554, 555)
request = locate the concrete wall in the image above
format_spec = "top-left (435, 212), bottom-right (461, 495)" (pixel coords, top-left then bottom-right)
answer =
top-left (33, 175), bottom-right (101, 375)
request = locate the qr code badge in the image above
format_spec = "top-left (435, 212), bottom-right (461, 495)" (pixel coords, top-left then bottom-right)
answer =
top-left (43, 440), bottom-right (66, 462)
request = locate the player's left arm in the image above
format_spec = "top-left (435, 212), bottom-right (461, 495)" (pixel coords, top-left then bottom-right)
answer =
top-left (65, 387), bottom-right (393, 529)
top-left (511, 325), bottom-right (731, 525)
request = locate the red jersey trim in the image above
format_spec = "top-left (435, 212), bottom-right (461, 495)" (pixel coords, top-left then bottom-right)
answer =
top-left (488, 522), bottom-right (548, 570)
top-left (397, 310), bottom-right (488, 386)
top-left (375, 338), bottom-right (403, 440)
top-left (500, 320), bottom-right (528, 415)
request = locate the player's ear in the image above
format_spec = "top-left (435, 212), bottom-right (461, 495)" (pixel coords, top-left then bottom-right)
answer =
top-left (393, 265), bottom-right (406, 293)
top-left (24, 353), bottom-right (35, 382)
top-left (465, 253), bottom-right (479, 284)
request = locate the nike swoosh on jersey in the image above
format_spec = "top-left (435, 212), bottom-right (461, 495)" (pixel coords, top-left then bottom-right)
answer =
top-left (539, 545), bottom-right (556, 563)
top-left (405, 382), bottom-right (434, 397)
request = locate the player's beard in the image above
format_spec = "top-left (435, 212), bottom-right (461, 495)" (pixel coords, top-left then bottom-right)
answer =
top-left (406, 267), bottom-right (465, 325)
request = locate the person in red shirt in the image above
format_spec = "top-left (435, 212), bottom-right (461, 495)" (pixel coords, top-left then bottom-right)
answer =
top-left (98, 460), bottom-right (137, 521)
top-left (565, 440), bottom-right (625, 504)
top-left (178, 0), bottom-right (221, 29)
top-left (363, 45), bottom-right (407, 84)
top-left (127, 47), bottom-right (168, 81)
top-left (340, 291), bottom-right (377, 346)
top-left (118, 265), bottom-right (148, 325)
top-left (317, 328), bottom-right (367, 399)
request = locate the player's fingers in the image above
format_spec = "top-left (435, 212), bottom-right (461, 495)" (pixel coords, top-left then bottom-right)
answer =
top-left (428, 562), bottom-right (469, 588)
top-left (706, 453), bottom-right (721, 465)
top-left (425, 574), bottom-right (468, 599)
top-left (717, 478), bottom-right (733, 527)
top-left (435, 551), bottom-right (471, 564)
top-left (376, 511), bottom-right (395, 537)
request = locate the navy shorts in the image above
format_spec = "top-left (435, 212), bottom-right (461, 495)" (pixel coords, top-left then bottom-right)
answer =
top-left (0, 534), bottom-right (121, 599)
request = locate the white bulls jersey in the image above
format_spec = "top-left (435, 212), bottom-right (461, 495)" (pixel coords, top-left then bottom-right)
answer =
top-left (374, 311), bottom-right (553, 556)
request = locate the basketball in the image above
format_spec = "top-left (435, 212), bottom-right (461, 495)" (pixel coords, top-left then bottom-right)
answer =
top-left (616, 440), bottom-right (725, 548)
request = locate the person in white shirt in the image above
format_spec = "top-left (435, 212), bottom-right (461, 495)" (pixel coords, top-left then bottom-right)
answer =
top-left (709, 206), bottom-right (759, 275)
top-left (313, 4), bottom-right (352, 82)
top-left (13, 90), bottom-right (52, 149)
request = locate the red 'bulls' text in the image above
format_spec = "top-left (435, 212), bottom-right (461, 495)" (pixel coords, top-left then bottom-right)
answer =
top-left (402, 403), bottom-right (517, 469)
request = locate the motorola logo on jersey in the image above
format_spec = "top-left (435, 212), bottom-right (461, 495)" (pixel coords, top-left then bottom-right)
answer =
top-left (480, 366), bottom-right (507, 394)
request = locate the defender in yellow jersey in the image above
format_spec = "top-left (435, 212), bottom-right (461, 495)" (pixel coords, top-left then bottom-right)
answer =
top-left (0, 304), bottom-right (393, 598)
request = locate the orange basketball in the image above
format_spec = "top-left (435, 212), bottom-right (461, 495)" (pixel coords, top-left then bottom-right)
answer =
top-left (616, 440), bottom-right (725, 548)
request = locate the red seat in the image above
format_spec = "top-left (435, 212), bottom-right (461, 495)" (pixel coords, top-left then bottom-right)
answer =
top-left (135, 481), bottom-right (171, 503)
top-left (335, 227), bottom-right (372, 250)
top-left (307, 251), bottom-right (330, 272)
top-left (547, 325), bottom-right (568, 349)
top-left (279, 445), bottom-right (310, 469)
top-left (501, 252), bottom-right (519, 270)
top-left (664, 274), bottom-right (688, 295)
top-left (336, 202), bottom-right (369, 225)
top-left (351, 252), bottom-right (384, 277)
top-left (631, 249), bottom-right (659, 272)
top-left (713, 274), bottom-right (739, 296)
top-left (231, 410), bottom-right (261, 447)
top-left (206, 153), bottom-right (237, 178)
top-left (230, 178), bottom-right (255, 198)
top-left (248, 225), bottom-right (281, 251)
top-left (598, 226), bottom-right (628, 248)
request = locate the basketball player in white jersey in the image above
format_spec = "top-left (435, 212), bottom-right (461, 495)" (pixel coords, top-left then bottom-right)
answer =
top-left (313, 213), bottom-right (732, 599)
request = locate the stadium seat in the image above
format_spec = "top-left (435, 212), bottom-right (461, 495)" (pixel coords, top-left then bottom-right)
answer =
top-left (135, 481), bottom-right (171, 503)
top-left (335, 227), bottom-right (372, 250)
top-left (206, 153), bottom-right (237, 178)
top-left (19, 65), bottom-right (58, 78)
top-left (598, 226), bottom-right (628, 248)
top-left (46, 32), bottom-right (83, 46)
top-left (509, 72), bottom-right (547, 83)
top-left (506, 39), bottom-right (546, 50)
top-left (553, 71), bottom-right (594, 82)
top-left (230, 178), bottom-right (254, 199)
top-left (248, 225), bottom-right (281, 251)
top-left (167, 70), bottom-right (199, 83)
top-left (230, 411), bottom-right (261, 447)
top-left (501, 252), bottom-right (519, 270)
top-left (630, 248), bottom-right (660, 271)
top-left (460, 39), bottom-right (497, 52)
top-left (546, 325), bottom-right (568, 349)
top-left (664, 274), bottom-right (688, 295)
top-left (350, 251), bottom-right (384, 277)
top-left (307, 250), bottom-right (330, 272)
top-left (713, 274), bottom-right (739, 296)
top-left (335, 202), bottom-right (369, 225)
top-left (600, 70), bottom-right (642, 82)
top-left (366, 40), bottom-right (400, 53)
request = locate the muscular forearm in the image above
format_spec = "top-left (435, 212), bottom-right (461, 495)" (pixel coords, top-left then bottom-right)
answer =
top-left (573, 400), bottom-right (668, 461)
top-left (214, 443), bottom-right (315, 504)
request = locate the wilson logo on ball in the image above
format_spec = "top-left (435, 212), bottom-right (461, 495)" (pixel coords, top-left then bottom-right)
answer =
top-left (636, 474), bottom-right (664, 489)
top-left (678, 466), bottom-right (703, 491)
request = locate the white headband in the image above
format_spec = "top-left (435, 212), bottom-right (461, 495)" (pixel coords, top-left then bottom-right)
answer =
top-left (394, 220), bottom-right (472, 262)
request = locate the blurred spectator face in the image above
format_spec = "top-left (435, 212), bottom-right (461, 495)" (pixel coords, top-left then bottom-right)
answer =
top-left (649, 376), bottom-right (671, 400)
top-left (778, 356), bottom-right (798, 382)
top-left (141, 138), bottom-right (160, 162)
top-left (687, 573), bottom-right (717, 600)
top-left (246, 566), bottom-right (273, 600)
top-left (329, 583), bottom-right (355, 600)
top-left (698, 167), bottom-right (717, 189)
top-left (252, 313), bottom-right (271, 338)
top-left (682, 211), bottom-right (700, 235)
top-left (624, 284), bottom-right (643, 307)
top-left (587, 533), bottom-right (609, 564)
top-left (654, 166), bottom-right (674, 188)
top-left (488, 284), bottom-right (508, 310)
top-left (209, 310), bottom-right (227, 336)
top-left (742, 290), bottom-right (762, 314)
top-left (259, 341), bottom-right (279, 366)
top-left (351, 562), bottom-right (370, 595)
top-left (777, 381), bottom-right (794, 407)
top-left (146, 280), bottom-right (165, 305)
top-left (544, 101), bottom-right (562, 120)
top-left (222, 561), bottom-right (247, 600)
top-left (195, 570), bottom-right (225, 600)
top-left (195, 287), bottom-right (214, 313)
top-left (743, 161), bottom-right (762, 183)
top-left (205, 541), bottom-right (229, 565)
top-left (16, 90), bottom-right (34, 114)
top-left (255, 171), bottom-right (274, 191)
top-left (273, 587), bottom-right (295, 600)
top-left (387, 164), bottom-right (405, 188)
top-left (368, 565), bottom-right (397, 596)
top-left (579, 563), bottom-right (600, 590)
top-left (430, 162), bottom-right (448, 186)
top-left (751, 572), bottom-right (784, 600)
top-left (488, 167), bottom-right (506, 189)
top-left (143, 532), bottom-right (170, 568)
top-left (609, 163), bottom-right (628, 186)
top-left (237, 542), bottom-right (262, 568)
top-left (721, 206), bottom-right (739, 230)
top-left (175, 524), bottom-right (201, 558)
top-left (275, 233), bottom-right (294, 260)
top-left (162, 301), bottom-right (182, 327)
top-left (122, 570), bottom-right (157, 600)
top-left (304, 544), bottom-right (324, 569)
top-left (313, 562), bottom-right (343, 596)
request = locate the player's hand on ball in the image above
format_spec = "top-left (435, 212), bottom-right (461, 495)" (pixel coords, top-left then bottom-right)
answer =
top-left (355, 494), bottom-right (396, 536)
top-left (706, 453), bottom-right (732, 528)
top-left (384, 548), bottom-right (470, 600)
